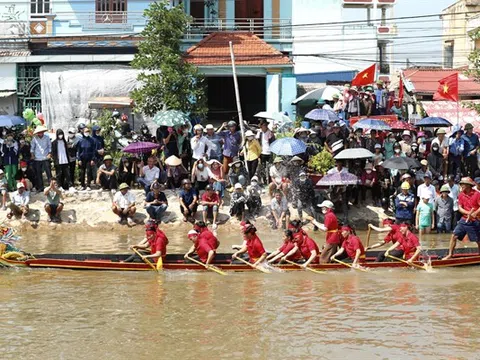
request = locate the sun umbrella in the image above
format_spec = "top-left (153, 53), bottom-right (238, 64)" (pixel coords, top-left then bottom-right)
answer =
top-left (415, 117), bottom-right (452, 128)
top-left (334, 148), bottom-right (374, 160)
top-left (316, 172), bottom-right (358, 186)
top-left (389, 120), bottom-right (415, 131)
top-left (254, 111), bottom-right (293, 126)
top-left (123, 141), bottom-right (159, 154)
top-left (0, 115), bottom-right (26, 127)
top-left (382, 156), bottom-right (421, 170)
top-left (305, 109), bottom-right (339, 122)
top-left (152, 110), bottom-right (190, 127)
top-left (353, 119), bottom-right (391, 131)
top-left (270, 137), bottom-right (307, 156)
top-left (292, 86), bottom-right (342, 105)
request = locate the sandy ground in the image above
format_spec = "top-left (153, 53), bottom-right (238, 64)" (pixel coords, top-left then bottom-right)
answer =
top-left (3, 188), bottom-right (389, 233)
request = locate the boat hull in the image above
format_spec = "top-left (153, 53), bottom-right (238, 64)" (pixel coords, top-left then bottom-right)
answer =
top-left (1, 248), bottom-right (480, 272)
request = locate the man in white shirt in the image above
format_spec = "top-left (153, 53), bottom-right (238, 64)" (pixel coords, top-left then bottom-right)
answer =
top-left (190, 124), bottom-right (216, 161)
top-left (112, 183), bottom-right (136, 226)
top-left (417, 174), bottom-right (436, 204)
top-left (431, 128), bottom-right (449, 156)
top-left (8, 183), bottom-right (29, 220)
top-left (256, 120), bottom-right (276, 184)
top-left (137, 157), bottom-right (160, 195)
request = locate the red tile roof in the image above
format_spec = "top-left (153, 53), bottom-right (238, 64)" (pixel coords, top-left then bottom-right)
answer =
top-left (403, 68), bottom-right (480, 95)
top-left (184, 32), bottom-right (292, 67)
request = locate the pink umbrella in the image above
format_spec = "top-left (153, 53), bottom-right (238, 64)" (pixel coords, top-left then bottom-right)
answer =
top-left (316, 172), bottom-right (358, 186)
top-left (123, 141), bottom-right (159, 154)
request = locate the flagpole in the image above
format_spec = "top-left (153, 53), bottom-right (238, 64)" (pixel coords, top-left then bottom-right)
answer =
top-left (457, 100), bottom-right (459, 126)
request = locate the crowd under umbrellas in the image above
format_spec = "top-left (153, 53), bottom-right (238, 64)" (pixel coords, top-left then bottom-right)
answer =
top-left (5, 98), bottom-right (480, 269)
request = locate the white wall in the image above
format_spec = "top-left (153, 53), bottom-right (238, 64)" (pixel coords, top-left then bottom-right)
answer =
top-left (0, 64), bottom-right (17, 90)
top-left (0, 95), bottom-right (17, 115)
top-left (293, 0), bottom-right (378, 74)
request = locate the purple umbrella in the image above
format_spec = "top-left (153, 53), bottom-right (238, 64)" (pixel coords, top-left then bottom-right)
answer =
top-left (123, 141), bottom-right (159, 154)
top-left (316, 171), bottom-right (358, 186)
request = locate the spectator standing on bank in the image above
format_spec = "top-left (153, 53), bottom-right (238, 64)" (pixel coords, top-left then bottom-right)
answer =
top-left (30, 126), bottom-right (52, 192)
top-left (51, 129), bottom-right (71, 191)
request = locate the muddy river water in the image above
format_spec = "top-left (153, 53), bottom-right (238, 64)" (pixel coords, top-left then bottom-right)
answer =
top-left (1, 228), bottom-right (480, 360)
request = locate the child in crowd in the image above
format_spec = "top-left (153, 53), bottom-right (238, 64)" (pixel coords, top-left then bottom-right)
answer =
top-left (246, 176), bottom-right (262, 216)
top-left (230, 183), bottom-right (246, 221)
top-left (0, 170), bottom-right (7, 210)
top-left (416, 192), bottom-right (434, 234)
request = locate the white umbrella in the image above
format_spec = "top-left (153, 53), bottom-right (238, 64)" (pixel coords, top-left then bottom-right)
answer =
top-left (292, 86), bottom-right (342, 105)
top-left (334, 148), bottom-right (374, 160)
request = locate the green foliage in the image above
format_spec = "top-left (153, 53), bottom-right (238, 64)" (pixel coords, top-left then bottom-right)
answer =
top-left (274, 131), bottom-right (294, 139)
top-left (131, 1), bottom-right (207, 117)
top-left (96, 110), bottom-right (123, 163)
top-left (465, 30), bottom-right (480, 115)
top-left (308, 150), bottom-right (335, 175)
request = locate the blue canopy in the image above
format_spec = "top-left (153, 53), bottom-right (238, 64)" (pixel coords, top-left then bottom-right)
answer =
top-left (0, 115), bottom-right (26, 127)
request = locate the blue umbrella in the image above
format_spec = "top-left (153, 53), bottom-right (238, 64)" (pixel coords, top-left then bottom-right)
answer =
top-left (415, 117), bottom-right (452, 128)
top-left (0, 115), bottom-right (26, 127)
top-left (304, 109), bottom-right (339, 122)
top-left (353, 119), bottom-right (391, 131)
top-left (270, 137), bottom-right (307, 156)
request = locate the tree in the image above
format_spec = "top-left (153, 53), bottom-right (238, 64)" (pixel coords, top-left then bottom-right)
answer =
top-left (131, 1), bottom-right (207, 117)
top-left (466, 29), bottom-right (480, 114)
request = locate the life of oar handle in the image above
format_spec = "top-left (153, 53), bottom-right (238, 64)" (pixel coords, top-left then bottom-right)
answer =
top-left (133, 248), bottom-right (157, 272)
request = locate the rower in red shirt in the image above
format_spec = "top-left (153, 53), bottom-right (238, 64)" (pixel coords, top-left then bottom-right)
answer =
top-left (185, 229), bottom-right (216, 267)
top-left (194, 221), bottom-right (220, 250)
top-left (331, 225), bottom-right (365, 268)
top-left (282, 220), bottom-right (320, 268)
top-left (267, 230), bottom-right (300, 264)
top-left (232, 224), bottom-right (267, 267)
top-left (444, 177), bottom-right (480, 260)
top-left (366, 218), bottom-right (401, 262)
top-left (384, 223), bottom-right (422, 263)
top-left (125, 221), bottom-right (168, 264)
top-left (307, 200), bottom-right (341, 263)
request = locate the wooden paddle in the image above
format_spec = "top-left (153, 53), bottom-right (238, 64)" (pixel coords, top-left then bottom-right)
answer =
top-left (233, 256), bottom-right (271, 274)
top-left (185, 255), bottom-right (228, 276)
top-left (332, 258), bottom-right (369, 272)
top-left (386, 254), bottom-right (431, 271)
top-left (284, 259), bottom-right (325, 274)
top-left (133, 248), bottom-right (158, 272)
top-left (366, 227), bottom-right (372, 248)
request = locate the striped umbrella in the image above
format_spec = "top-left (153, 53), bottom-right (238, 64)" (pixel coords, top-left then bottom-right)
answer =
top-left (152, 110), bottom-right (190, 127)
top-left (270, 137), bottom-right (307, 156)
top-left (123, 141), bottom-right (159, 154)
top-left (304, 109), bottom-right (339, 122)
top-left (353, 119), bottom-right (391, 131)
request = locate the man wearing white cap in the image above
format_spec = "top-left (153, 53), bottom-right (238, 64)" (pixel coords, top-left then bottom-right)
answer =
top-left (8, 182), bottom-right (29, 220)
top-left (204, 124), bottom-right (223, 162)
top-left (30, 125), bottom-right (52, 192)
top-left (191, 124), bottom-right (216, 162)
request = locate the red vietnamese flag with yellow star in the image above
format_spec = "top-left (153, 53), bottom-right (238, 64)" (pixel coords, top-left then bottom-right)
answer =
top-left (433, 73), bottom-right (459, 102)
top-left (351, 64), bottom-right (376, 87)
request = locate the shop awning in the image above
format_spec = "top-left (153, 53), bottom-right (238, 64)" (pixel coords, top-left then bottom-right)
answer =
top-left (88, 96), bottom-right (134, 109)
top-left (421, 100), bottom-right (480, 130)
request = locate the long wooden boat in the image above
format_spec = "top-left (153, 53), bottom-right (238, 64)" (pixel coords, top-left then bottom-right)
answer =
top-left (1, 247), bottom-right (480, 272)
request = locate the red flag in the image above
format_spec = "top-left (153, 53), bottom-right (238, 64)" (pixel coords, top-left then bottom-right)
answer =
top-left (398, 75), bottom-right (404, 105)
top-left (433, 73), bottom-right (459, 102)
top-left (351, 64), bottom-right (376, 87)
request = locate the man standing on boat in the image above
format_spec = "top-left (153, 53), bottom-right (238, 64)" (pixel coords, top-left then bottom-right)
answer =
top-left (331, 225), bottom-right (365, 268)
top-left (444, 177), bottom-right (480, 260)
top-left (383, 223), bottom-right (422, 263)
top-left (306, 200), bottom-right (341, 263)
top-left (232, 224), bottom-right (267, 267)
top-left (185, 229), bottom-right (216, 267)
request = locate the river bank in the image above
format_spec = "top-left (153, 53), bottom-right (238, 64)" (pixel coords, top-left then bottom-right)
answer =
top-left (4, 188), bottom-right (389, 232)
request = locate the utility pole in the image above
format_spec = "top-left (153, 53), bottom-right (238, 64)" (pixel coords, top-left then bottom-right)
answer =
top-left (229, 40), bottom-right (248, 168)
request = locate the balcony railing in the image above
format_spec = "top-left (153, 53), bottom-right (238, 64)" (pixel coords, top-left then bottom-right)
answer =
top-left (185, 18), bottom-right (292, 40)
top-left (52, 12), bottom-right (292, 40)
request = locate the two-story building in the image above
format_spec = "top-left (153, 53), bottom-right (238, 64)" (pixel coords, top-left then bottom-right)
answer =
top-left (0, 0), bottom-right (295, 129)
